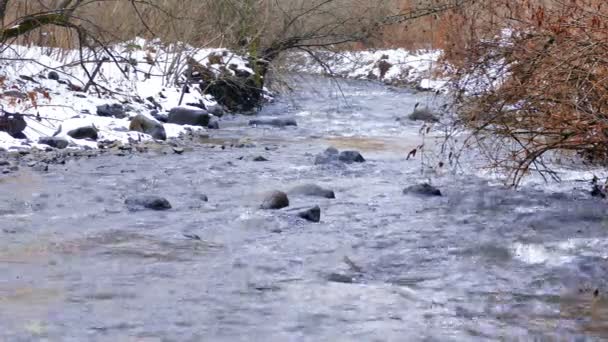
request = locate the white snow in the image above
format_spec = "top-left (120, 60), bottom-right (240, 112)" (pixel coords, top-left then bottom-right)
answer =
top-left (0, 39), bottom-right (254, 151)
top-left (286, 49), bottom-right (446, 91)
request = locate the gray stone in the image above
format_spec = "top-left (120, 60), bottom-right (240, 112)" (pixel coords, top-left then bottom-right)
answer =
top-left (403, 183), bottom-right (442, 197)
top-left (168, 107), bottom-right (210, 127)
top-left (326, 273), bottom-right (354, 284)
top-left (338, 150), bottom-right (365, 163)
top-left (47, 71), bottom-right (60, 81)
top-left (260, 191), bottom-right (289, 210)
top-left (297, 205), bottom-right (321, 222)
top-left (408, 107), bottom-right (439, 122)
top-left (253, 156), bottom-right (268, 162)
top-left (125, 195), bottom-right (172, 211)
top-left (38, 136), bottom-right (69, 149)
top-left (97, 104), bottom-right (127, 118)
top-left (67, 126), bottom-right (98, 140)
top-left (0, 112), bottom-right (26, 138)
top-left (248, 117), bottom-right (297, 127)
top-left (289, 184), bottom-right (335, 199)
top-left (129, 114), bottom-right (166, 140)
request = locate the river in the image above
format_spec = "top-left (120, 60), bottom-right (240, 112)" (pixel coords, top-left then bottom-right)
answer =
top-left (1, 75), bottom-right (607, 341)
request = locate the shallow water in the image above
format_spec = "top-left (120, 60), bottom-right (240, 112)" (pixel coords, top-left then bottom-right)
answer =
top-left (1, 75), bottom-right (608, 341)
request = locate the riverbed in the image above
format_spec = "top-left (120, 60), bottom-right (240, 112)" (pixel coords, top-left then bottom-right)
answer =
top-left (1, 75), bottom-right (607, 341)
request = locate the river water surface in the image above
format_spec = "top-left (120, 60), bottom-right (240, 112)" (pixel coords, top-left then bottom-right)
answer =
top-left (1, 75), bottom-right (608, 341)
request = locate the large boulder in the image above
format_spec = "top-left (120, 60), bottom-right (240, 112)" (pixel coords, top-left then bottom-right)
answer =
top-left (129, 114), bottom-right (166, 140)
top-left (167, 107), bottom-right (210, 127)
top-left (38, 136), bottom-right (69, 149)
top-left (0, 112), bottom-right (26, 139)
top-left (338, 150), bottom-right (365, 164)
top-left (67, 126), bottom-right (98, 140)
top-left (260, 191), bottom-right (289, 210)
top-left (97, 104), bottom-right (127, 119)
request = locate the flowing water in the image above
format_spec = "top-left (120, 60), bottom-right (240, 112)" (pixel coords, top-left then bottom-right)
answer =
top-left (1, 75), bottom-right (608, 341)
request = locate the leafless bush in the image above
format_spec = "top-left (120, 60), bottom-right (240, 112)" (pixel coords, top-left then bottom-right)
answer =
top-left (446, 0), bottom-right (608, 186)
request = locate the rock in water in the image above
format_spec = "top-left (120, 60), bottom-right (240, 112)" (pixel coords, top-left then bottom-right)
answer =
top-left (248, 117), bottom-right (297, 127)
top-left (298, 205), bottom-right (321, 222)
top-left (67, 126), bottom-right (98, 140)
top-left (38, 136), bottom-right (69, 149)
top-left (129, 114), bottom-right (167, 140)
top-left (403, 183), bottom-right (442, 197)
top-left (289, 184), bottom-right (335, 199)
top-left (338, 150), bottom-right (365, 163)
top-left (408, 107), bottom-right (439, 123)
top-left (125, 195), bottom-right (172, 211)
top-left (260, 191), bottom-right (289, 210)
top-left (167, 107), bottom-right (210, 127)
top-left (97, 104), bottom-right (127, 119)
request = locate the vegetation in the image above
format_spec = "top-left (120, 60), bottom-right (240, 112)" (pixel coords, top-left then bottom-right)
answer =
top-left (3, 0), bottom-right (607, 184)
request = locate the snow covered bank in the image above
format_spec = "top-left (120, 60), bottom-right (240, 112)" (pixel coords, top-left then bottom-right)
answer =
top-left (285, 49), bottom-right (447, 91)
top-left (0, 39), bottom-right (255, 151)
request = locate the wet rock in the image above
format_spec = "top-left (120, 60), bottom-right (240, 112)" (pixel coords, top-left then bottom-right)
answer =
top-left (97, 104), bottom-right (127, 119)
top-left (47, 71), bottom-right (60, 81)
top-left (173, 147), bottom-right (184, 155)
top-left (326, 273), bottom-right (354, 284)
top-left (199, 194), bottom-right (209, 202)
top-left (0, 160), bottom-right (9, 166)
top-left (408, 107), bottom-right (439, 123)
top-left (168, 107), bottom-right (210, 127)
top-left (248, 117), bottom-right (297, 127)
top-left (129, 114), bottom-right (166, 140)
top-left (338, 150), bottom-right (365, 164)
top-left (260, 191), bottom-right (289, 210)
top-left (297, 205), bottom-right (321, 222)
top-left (0, 112), bottom-right (27, 138)
top-left (125, 195), bottom-right (172, 211)
top-left (403, 183), bottom-right (442, 197)
top-left (253, 156), bottom-right (268, 162)
top-left (289, 184), bottom-right (335, 199)
top-left (38, 136), bottom-right (69, 149)
top-left (67, 126), bottom-right (98, 140)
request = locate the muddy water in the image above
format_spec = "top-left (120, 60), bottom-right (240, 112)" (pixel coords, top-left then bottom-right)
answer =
top-left (1, 75), bottom-right (608, 341)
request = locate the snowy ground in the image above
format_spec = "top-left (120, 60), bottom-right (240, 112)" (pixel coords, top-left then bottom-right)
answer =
top-left (285, 49), bottom-right (447, 91)
top-left (0, 39), bottom-right (253, 151)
